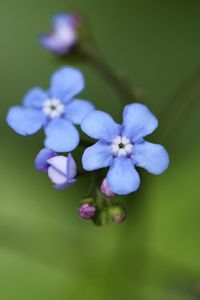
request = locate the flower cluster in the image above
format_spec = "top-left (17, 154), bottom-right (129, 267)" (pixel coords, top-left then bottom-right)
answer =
top-left (6, 12), bottom-right (169, 226)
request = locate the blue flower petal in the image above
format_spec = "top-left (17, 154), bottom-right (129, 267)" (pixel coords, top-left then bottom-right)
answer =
top-left (81, 110), bottom-right (120, 141)
top-left (122, 103), bottom-right (158, 141)
top-left (66, 153), bottom-right (77, 179)
top-left (47, 155), bottom-right (77, 190)
top-left (23, 88), bottom-right (47, 108)
top-left (47, 155), bottom-right (68, 176)
top-left (54, 179), bottom-right (76, 190)
top-left (44, 118), bottom-right (79, 152)
top-left (133, 141), bottom-right (169, 175)
top-left (7, 106), bottom-right (46, 136)
top-left (35, 148), bottom-right (56, 172)
top-left (49, 67), bottom-right (84, 103)
top-left (65, 99), bottom-right (95, 125)
top-left (107, 156), bottom-right (140, 195)
top-left (82, 141), bottom-right (112, 171)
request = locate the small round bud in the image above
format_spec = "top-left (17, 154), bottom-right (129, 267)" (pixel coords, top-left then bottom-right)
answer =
top-left (78, 203), bottom-right (96, 220)
top-left (107, 204), bottom-right (126, 224)
top-left (100, 178), bottom-right (116, 197)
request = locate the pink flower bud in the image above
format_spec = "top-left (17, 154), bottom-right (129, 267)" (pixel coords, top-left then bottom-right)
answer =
top-left (78, 204), bottom-right (96, 220)
top-left (101, 178), bottom-right (116, 197)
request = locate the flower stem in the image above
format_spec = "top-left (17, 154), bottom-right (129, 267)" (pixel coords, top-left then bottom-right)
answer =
top-left (77, 42), bottom-right (137, 105)
top-left (85, 171), bottom-right (99, 198)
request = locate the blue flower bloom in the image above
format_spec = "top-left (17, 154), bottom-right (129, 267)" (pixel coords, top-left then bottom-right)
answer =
top-left (40, 13), bottom-right (80, 55)
top-left (81, 103), bottom-right (169, 195)
top-left (35, 148), bottom-right (77, 190)
top-left (7, 67), bottom-right (95, 152)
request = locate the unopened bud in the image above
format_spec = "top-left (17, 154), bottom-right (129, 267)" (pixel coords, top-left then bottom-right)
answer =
top-left (78, 203), bottom-right (96, 220)
top-left (100, 178), bottom-right (116, 197)
top-left (107, 204), bottom-right (126, 224)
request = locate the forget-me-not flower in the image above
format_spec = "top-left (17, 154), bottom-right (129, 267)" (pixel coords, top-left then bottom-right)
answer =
top-left (7, 67), bottom-right (95, 152)
top-left (40, 13), bottom-right (80, 55)
top-left (35, 148), bottom-right (77, 190)
top-left (81, 103), bottom-right (169, 195)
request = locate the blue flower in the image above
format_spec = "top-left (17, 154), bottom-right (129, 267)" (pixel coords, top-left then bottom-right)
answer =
top-left (81, 103), bottom-right (169, 195)
top-left (35, 148), bottom-right (77, 190)
top-left (40, 13), bottom-right (80, 55)
top-left (7, 67), bottom-right (95, 152)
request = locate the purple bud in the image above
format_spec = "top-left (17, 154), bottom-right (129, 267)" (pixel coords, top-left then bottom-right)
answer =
top-left (78, 204), bottom-right (96, 220)
top-left (101, 178), bottom-right (116, 197)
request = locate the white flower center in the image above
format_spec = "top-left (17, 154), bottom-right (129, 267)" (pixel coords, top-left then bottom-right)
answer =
top-left (111, 136), bottom-right (133, 156)
top-left (43, 99), bottom-right (64, 119)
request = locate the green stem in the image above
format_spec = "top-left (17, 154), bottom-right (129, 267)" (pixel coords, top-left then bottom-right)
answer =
top-left (85, 170), bottom-right (109, 209)
top-left (85, 171), bottom-right (100, 199)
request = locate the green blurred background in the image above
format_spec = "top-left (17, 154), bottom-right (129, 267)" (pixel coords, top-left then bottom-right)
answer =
top-left (0, 0), bottom-right (200, 299)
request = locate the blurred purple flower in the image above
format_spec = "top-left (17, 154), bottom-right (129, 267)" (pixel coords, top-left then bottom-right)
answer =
top-left (35, 148), bottom-right (77, 190)
top-left (40, 13), bottom-right (81, 55)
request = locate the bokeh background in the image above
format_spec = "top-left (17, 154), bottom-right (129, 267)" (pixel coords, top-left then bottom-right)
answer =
top-left (0, 0), bottom-right (200, 299)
